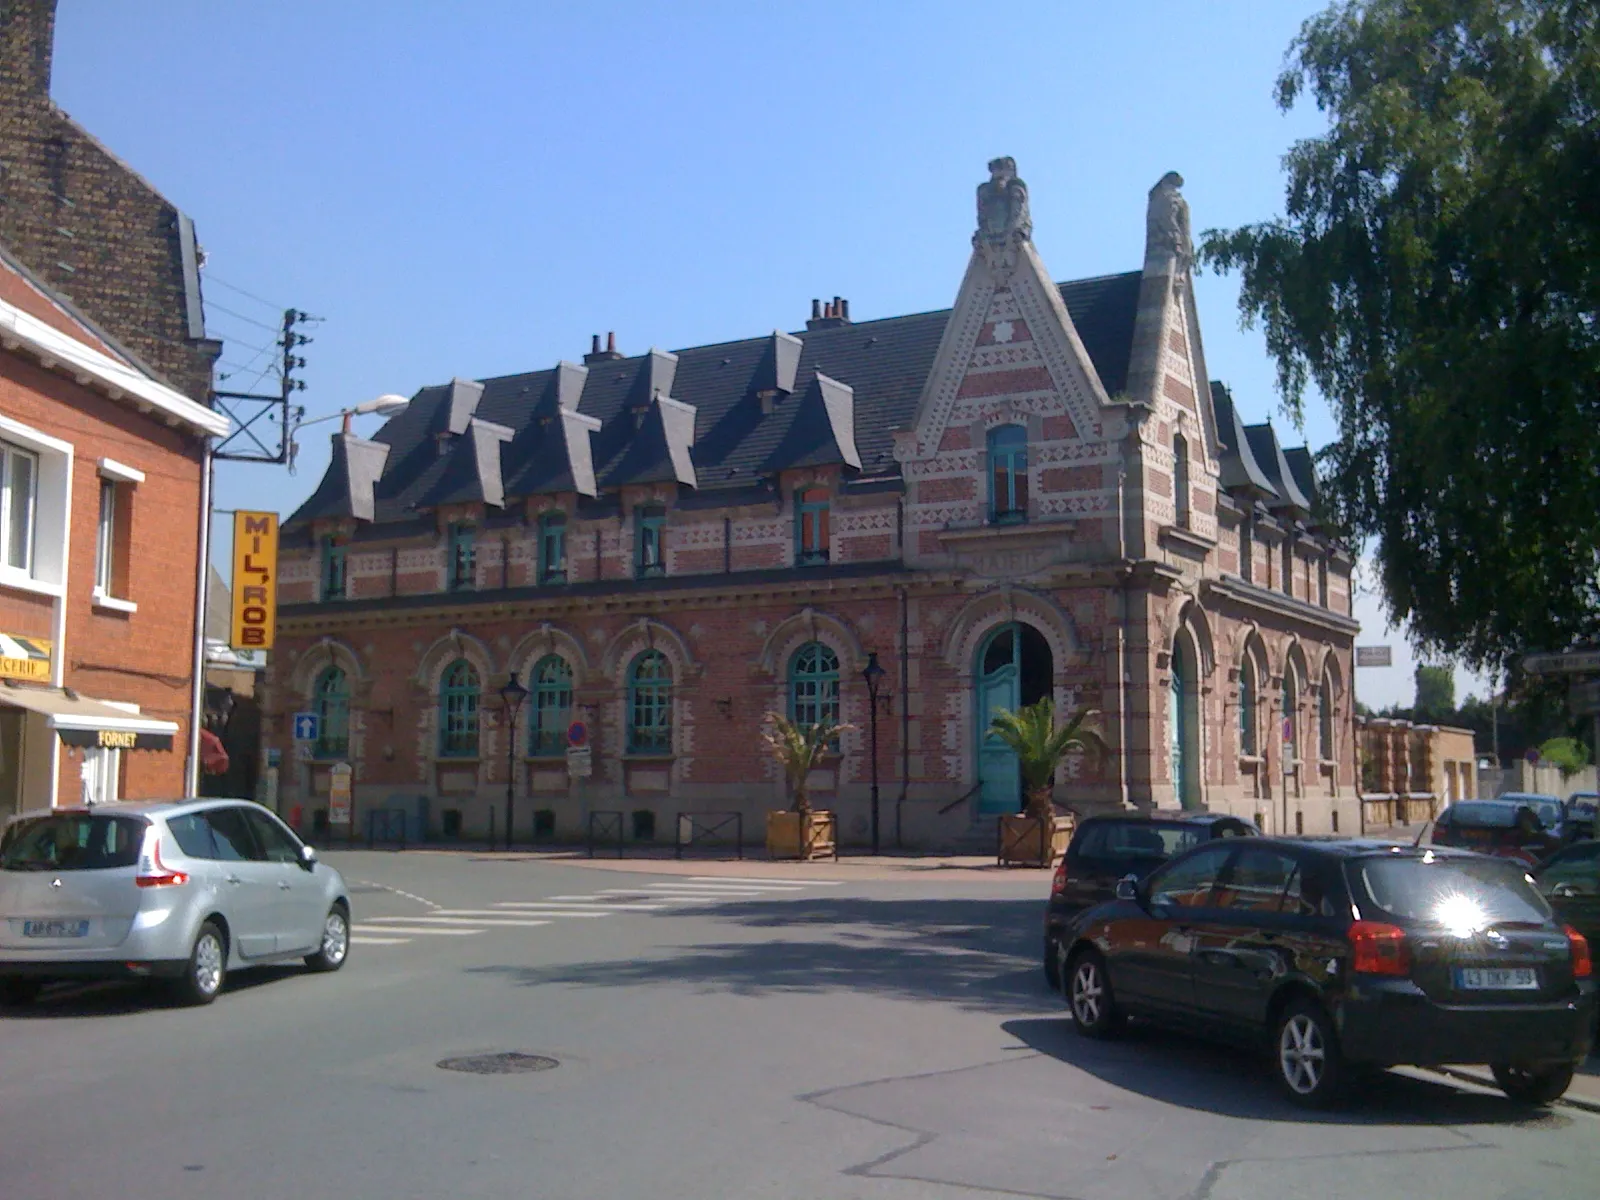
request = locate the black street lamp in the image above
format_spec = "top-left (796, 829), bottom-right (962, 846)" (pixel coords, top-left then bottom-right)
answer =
top-left (500, 672), bottom-right (529, 851)
top-left (862, 651), bottom-right (887, 856)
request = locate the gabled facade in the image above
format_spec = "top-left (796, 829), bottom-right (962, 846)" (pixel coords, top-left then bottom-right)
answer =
top-left (266, 160), bottom-right (1358, 846)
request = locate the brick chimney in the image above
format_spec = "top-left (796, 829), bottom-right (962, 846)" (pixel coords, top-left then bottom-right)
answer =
top-left (583, 330), bottom-right (623, 364)
top-left (0, 0), bottom-right (56, 101)
top-left (806, 296), bottom-right (851, 331)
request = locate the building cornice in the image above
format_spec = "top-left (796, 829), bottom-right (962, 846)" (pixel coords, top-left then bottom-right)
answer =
top-left (1202, 575), bottom-right (1361, 637)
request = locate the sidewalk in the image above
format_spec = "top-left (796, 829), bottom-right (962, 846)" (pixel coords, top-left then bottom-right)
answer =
top-left (1433, 1064), bottom-right (1600, 1114)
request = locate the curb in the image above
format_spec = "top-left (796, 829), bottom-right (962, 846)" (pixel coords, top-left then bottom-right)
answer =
top-left (1430, 1065), bottom-right (1600, 1115)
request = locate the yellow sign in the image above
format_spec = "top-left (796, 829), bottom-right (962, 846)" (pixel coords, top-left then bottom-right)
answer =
top-left (97, 730), bottom-right (137, 749)
top-left (0, 634), bottom-right (52, 682)
top-left (230, 511), bottom-right (279, 650)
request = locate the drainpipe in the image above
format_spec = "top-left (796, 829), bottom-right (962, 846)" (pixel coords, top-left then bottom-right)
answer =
top-left (186, 446), bottom-right (214, 798)
top-left (1116, 461), bottom-right (1131, 812)
top-left (895, 586), bottom-right (910, 848)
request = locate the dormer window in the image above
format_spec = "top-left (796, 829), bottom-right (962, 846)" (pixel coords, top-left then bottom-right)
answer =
top-left (320, 535), bottom-right (347, 601)
top-left (795, 487), bottom-right (829, 566)
top-left (539, 512), bottom-right (567, 585)
top-left (635, 505), bottom-right (665, 579)
top-left (987, 425), bottom-right (1028, 525)
top-left (447, 523), bottom-right (476, 592)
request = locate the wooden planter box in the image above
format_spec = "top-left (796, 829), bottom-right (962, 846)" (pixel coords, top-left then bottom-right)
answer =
top-left (998, 813), bottom-right (1074, 867)
top-left (766, 810), bottom-right (838, 861)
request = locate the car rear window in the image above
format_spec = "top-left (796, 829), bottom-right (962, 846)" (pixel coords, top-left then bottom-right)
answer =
top-left (0, 815), bottom-right (145, 872)
top-left (1441, 802), bottom-right (1521, 829)
top-left (1350, 855), bottom-right (1552, 929)
top-left (1075, 821), bottom-right (1203, 861)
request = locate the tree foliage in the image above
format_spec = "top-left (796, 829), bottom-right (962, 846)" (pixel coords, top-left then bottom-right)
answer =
top-left (1538, 735), bottom-right (1590, 777)
top-left (987, 698), bottom-right (1100, 821)
top-left (1201, 0), bottom-right (1600, 673)
top-left (759, 713), bottom-right (852, 817)
top-left (1413, 664), bottom-right (1456, 721)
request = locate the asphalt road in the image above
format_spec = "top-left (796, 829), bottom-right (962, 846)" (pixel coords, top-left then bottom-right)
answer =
top-left (2, 850), bottom-right (1597, 1200)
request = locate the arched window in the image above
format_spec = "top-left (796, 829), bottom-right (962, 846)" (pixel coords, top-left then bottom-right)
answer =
top-left (1281, 671), bottom-right (1299, 767)
top-left (789, 642), bottom-right (840, 733)
top-left (539, 512), bottom-right (567, 585)
top-left (1238, 655), bottom-right (1257, 757)
top-left (528, 655), bottom-right (573, 757)
top-left (314, 667), bottom-right (349, 759)
top-left (1318, 674), bottom-right (1334, 761)
top-left (1173, 433), bottom-right (1191, 529)
top-left (987, 425), bottom-right (1029, 524)
top-left (438, 659), bottom-right (480, 758)
top-left (626, 650), bottom-right (672, 753)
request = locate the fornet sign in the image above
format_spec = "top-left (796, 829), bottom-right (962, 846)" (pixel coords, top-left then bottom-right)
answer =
top-left (231, 511), bottom-right (279, 650)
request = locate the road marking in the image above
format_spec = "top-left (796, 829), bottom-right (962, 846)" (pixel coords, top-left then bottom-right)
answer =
top-left (353, 924), bottom-right (483, 936)
top-left (365, 915), bottom-right (553, 928)
top-left (351, 878), bottom-right (443, 909)
top-left (495, 900), bottom-right (668, 911)
top-left (432, 908), bottom-right (610, 919)
top-left (349, 935), bottom-right (412, 945)
top-left (640, 881), bottom-right (807, 892)
top-left (594, 889), bottom-right (716, 900)
top-left (689, 876), bottom-right (843, 886)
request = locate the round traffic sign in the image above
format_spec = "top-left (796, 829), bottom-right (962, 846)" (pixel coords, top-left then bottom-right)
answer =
top-left (567, 720), bottom-right (588, 748)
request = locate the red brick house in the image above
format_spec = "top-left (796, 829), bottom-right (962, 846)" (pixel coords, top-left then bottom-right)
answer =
top-left (0, 245), bottom-right (228, 815)
top-left (267, 161), bottom-right (1359, 846)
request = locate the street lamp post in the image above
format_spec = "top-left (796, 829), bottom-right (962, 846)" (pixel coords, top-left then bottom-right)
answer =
top-left (862, 652), bottom-right (887, 856)
top-left (499, 672), bottom-right (529, 851)
top-left (292, 393), bottom-right (410, 436)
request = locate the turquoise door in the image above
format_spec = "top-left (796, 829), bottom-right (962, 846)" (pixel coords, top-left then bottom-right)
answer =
top-left (1170, 639), bottom-right (1196, 809)
top-left (976, 626), bottom-right (1022, 816)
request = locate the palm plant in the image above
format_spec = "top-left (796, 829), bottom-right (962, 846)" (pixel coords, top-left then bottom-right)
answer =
top-left (988, 698), bottom-right (1100, 821)
top-left (760, 713), bottom-right (853, 818)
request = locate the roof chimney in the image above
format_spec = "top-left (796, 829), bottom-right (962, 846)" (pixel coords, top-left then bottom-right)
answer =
top-left (584, 330), bottom-right (623, 364)
top-left (1, 0), bottom-right (57, 99)
top-left (806, 296), bottom-right (851, 331)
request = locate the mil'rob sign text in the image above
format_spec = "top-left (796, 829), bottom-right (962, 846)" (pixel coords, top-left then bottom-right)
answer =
top-left (231, 511), bottom-right (279, 650)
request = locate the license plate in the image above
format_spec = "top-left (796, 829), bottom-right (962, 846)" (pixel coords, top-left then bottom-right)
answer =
top-left (22, 920), bottom-right (89, 938)
top-left (1456, 967), bottom-right (1538, 990)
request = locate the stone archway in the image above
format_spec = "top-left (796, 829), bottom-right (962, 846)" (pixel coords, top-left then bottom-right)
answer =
top-left (973, 621), bottom-right (1054, 816)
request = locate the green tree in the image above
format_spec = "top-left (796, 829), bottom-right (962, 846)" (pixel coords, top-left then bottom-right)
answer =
top-left (987, 699), bottom-right (1100, 821)
top-left (1201, 0), bottom-right (1600, 674)
top-left (1538, 736), bottom-right (1590, 778)
top-left (1413, 665), bottom-right (1456, 722)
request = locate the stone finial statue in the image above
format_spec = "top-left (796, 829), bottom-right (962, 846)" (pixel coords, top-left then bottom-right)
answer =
top-left (1147, 171), bottom-right (1192, 271)
top-left (975, 156), bottom-right (1032, 244)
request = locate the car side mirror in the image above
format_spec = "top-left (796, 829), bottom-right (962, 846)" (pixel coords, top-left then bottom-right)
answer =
top-left (300, 844), bottom-right (318, 871)
top-left (1115, 873), bottom-right (1140, 902)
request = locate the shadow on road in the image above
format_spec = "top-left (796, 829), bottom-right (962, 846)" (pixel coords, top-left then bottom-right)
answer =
top-left (1003, 1016), bottom-right (1571, 1128)
top-left (0, 964), bottom-right (307, 1020)
top-left (468, 896), bottom-right (1052, 1014)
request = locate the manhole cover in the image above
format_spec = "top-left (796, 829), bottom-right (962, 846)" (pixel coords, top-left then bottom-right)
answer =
top-left (437, 1053), bottom-right (559, 1075)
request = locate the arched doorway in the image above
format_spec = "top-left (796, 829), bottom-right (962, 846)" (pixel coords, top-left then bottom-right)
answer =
top-left (1170, 634), bottom-right (1201, 809)
top-left (975, 622), bottom-right (1053, 815)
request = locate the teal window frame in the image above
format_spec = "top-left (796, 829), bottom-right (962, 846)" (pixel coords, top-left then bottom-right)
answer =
top-left (528, 654), bottom-right (573, 757)
top-left (447, 523), bottom-right (476, 592)
top-left (1318, 676), bottom-right (1334, 760)
top-left (626, 650), bottom-right (672, 753)
top-left (635, 506), bottom-right (665, 579)
top-left (314, 666), bottom-right (350, 759)
top-left (788, 642), bottom-right (840, 739)
top-left (438, 658), bottom-right (481, 758)
top-left (320, 535), bottom-right (347, 601)
top-left (538, 512), bottom-right (567, 585)
top-left (1239, 656), bottom-right (1257, 757)
top-left (987, 425), bottom-right (1028, 524)
top-left (795, 488), bottom-right (830, 566)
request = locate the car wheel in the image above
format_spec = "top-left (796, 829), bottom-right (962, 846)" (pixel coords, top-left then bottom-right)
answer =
top-left (1066, 949), bottom-right (1124, 1038)
top-left (171, 920), bottom-right (227, 1007)
top-left (305, 902), bottom-right (350, 973)
top-left (0, 977), bottom-right (41, 1007)
top-left (1043, 936), bottom-right (1060, 991)
top-left (1274, 999), bottom-right (1343, 1108)
top-left (1491, 1062), bottom-right (1575, 1106)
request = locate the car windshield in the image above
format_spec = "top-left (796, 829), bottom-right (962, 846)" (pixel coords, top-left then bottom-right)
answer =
top-left (0, 814), bottom-right (145, 872)
top-left (1077, 821), bottom-right (1204, 860)
top-left (1351, 854), bottom-right (1552, 931)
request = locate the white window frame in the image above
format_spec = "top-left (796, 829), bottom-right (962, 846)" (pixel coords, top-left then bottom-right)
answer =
top-left (1, 441), bottom-right (39, 574)
top-left (92, 459), bottom-right (140, 612)
top-left (0, 415), bottom-right (72, 599)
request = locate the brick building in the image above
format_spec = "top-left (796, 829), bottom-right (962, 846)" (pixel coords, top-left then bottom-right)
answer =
top-left (0, 0), bottom-right (220, 402)
top-left (0, 244), bottom-right (228, 814)
top-left (267, 160), bottom-right (1359, 847)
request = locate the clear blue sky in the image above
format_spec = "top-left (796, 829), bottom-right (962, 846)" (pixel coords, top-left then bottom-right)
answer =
top-left (51, 0), bottom-right (1482, 709)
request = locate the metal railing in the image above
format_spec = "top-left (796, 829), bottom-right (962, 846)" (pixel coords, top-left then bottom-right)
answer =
top-left (674, 811), bottom-right (744, 860)
top-left (587, 810), bottom-right (625, 858)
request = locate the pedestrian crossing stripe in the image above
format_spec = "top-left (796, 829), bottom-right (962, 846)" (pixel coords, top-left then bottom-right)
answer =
top-left (688, 877), bottom-right (844, 886)
top-left (352, 924), bottom-right (482, 936)
top-left (431, 908), bottom-right (611, 919)
top-left (365, 916), bottom-right (552, 928)
top-left (350, 935), bottom-right (411, 945)
top-left (495, 900), bottom-right (668, 911)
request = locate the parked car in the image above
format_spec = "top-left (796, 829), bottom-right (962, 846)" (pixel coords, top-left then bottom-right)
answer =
top-left (1537, 840), bottom-right (1600, 950)
top-left (1043, 810), bottom-right (1257, 988)
top-left (1565, 793), bottom-right (1599, 840)
top-left (0, 800), bottom-right (351, 1008)
top-left (1429, 797), bottom-right (1568, 865)
top-left (1056, 838), bottom-right (1594, 1107)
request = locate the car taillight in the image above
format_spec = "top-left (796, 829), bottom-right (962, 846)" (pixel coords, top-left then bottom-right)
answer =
top-left (1566, 925), bottom-right (1593, 979)
top-left (135, 835), bottom-right (189, 888)
top-left (1050, 857), bottom-right (1068, 895)
top-left (1349, 920), bottom-right (1410, 976)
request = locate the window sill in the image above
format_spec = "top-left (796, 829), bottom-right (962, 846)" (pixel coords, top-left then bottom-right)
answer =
top-left (989, 512), bottom-right (1028, 528)
top-left (0, 567), bottom-right (64, 599)
top-left (622, 752), bottom-right (675, 763)
top-left (91, 590), bottom-right (137, 614)
top-left (1239, 755), bottom-right (1264, 766)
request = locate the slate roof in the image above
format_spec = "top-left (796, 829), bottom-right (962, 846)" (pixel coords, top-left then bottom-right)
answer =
top-left (286, 271), bottom-right (1144, 530)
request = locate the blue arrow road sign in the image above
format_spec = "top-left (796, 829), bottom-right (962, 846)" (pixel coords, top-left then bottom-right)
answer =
top-left (293, 712), bottom-right (320, 742)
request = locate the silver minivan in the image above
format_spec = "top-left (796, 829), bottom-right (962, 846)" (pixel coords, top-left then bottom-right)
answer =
top-left (0, 799), bottom-right (350, 1007)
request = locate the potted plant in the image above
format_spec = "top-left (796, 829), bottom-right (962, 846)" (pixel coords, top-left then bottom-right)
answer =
top-left (988, 698), bottom-right (1100, 867)
top-left (761, 713), bottom-right (850, 860)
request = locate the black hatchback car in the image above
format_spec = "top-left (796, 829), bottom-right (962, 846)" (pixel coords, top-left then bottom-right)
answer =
top-left (1043, 811), bottom-right (1256, 988)
top-left (1056, 838), bottom-right (1595, 1108)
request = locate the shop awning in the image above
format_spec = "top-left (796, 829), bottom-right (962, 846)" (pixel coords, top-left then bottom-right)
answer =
top-left (0, 683), bottom-right (179, 751)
